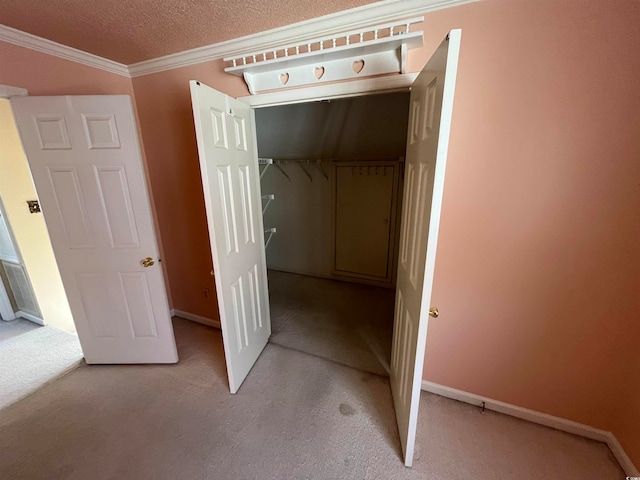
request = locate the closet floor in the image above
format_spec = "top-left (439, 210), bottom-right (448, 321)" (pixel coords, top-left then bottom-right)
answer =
top-left (267, 270), bottom-right (395, 376)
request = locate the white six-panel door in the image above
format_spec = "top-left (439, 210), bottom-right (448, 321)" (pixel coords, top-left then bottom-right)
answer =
top-left (190, 81), bottom-right (271, 394)
top-left (11, 95), bottom-right (178, 363)
top-left (391, 30), bottom-right (462, 467)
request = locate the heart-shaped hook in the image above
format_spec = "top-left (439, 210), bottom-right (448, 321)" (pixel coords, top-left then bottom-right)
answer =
top-left (352, 60), bottom-right (365, 74)
top-left (280, 73), bottom-right (289, 85)
top-left (314, 66), bottom-right (325, 80)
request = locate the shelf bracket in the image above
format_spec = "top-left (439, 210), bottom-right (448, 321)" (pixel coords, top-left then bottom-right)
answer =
top-left (298, 163), bottom-right (313, 182)
top-left (259, 157), bottom-right (273, 179)
top-left (274, 164), bottom-right (291, 182)
top-left (314, 159), bottom-right (328, 181)
top-left (262, 194), bottom-right (275, 214)
top-left (264, 227), bottom-right (277, 248)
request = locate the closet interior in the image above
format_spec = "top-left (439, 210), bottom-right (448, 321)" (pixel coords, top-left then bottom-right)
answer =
top-left (255, 91), bottom-right (410, 375)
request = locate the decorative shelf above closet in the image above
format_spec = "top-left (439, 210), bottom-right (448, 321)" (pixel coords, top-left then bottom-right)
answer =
top-left (224, 17), bottom-right (424, 94)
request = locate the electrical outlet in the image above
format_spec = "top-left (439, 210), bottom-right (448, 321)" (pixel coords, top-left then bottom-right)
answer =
top-left (202, 287), bottom-right (210, 298)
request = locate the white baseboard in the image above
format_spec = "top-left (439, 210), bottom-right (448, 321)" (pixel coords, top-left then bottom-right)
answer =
top-left (16, 311), bottom-right (44, 326)
top-left (421, 380), bottom-right (638, 476)
top-left (170, 309), bottom-right (220, 329)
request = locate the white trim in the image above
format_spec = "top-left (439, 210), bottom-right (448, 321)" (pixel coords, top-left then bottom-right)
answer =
top-left (0, 277), bottom-right (15, 321)
top-left (0, 84), bottom-right (28, 98)
top-left (170, 309), bottom-right (221, 329)
top-left (0, 24), bottom-right (130, 77)
top-left (16, 310), bottom-right (44, 326)
top-left (239, 73), bottom-right (417, 108)
top-left (421, 380), bottom-right (639, 476)
top-left (128, 0), bottom-right (477, 77)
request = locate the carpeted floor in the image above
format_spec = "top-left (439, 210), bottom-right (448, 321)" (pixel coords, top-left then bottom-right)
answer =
top-left (0, 317), bottom-right (40, 341)
top-left (268, 270), bottom-right (395, 376)
top-left (0, 318), bottom-right (624, 479)
top-left (0, 324), bottom-right (83, 410)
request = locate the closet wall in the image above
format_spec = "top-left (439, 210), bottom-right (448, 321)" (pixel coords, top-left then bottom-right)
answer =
top-left (255, 92), bottom-right (409, 285)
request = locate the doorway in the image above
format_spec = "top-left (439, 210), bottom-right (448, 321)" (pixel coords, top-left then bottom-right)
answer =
top-left (254, 92), bottom-right (410, 375)
top-left (0, 97), bottom-right (83, 409)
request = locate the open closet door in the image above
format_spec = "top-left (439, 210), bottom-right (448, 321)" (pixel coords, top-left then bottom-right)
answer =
top-left (11, 95), bottom-right (177, 363)
top-left (190, 81), bottom-right (271, 394)
top-left (391, 29), bottom-right (461, 467)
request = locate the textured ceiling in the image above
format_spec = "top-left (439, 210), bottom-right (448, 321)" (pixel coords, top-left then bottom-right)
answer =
top-left (0, 0), bottom-right (383, 64)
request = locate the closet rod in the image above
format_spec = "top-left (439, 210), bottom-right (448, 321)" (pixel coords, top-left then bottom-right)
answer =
top-left (265, 156), bottom-right (405, 163)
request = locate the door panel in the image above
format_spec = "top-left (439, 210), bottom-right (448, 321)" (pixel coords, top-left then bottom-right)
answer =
top-left (11, 95), bottom-right (177, 364)
top-left (391, 30), bottom-right (462, 467)
top-left (190, 81), bottom-right (271, 394)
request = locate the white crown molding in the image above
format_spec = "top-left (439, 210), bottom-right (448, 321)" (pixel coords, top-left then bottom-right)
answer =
top-left (0, 84), bottom-right (28, 98)
top-left (421, 380), bottom-right (639, 476)
top-left (0, 24), bottom-right (130, 77)
top-left (128, 0), bottom-right (477, 77)
top-left (2, 0), bottom-right (475, 79)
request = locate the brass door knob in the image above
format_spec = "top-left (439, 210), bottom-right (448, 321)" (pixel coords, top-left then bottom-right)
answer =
top-left (141, 257), bottom-right (155, 268)
top-left (429, 307), bottom-right (439, 318)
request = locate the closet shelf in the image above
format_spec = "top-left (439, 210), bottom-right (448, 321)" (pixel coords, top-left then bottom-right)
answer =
top-left (224, 18), bottom-right (423, 94)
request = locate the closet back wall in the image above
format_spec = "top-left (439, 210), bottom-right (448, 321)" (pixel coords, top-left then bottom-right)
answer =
top-left (256, 93), bottom-right (409, 279)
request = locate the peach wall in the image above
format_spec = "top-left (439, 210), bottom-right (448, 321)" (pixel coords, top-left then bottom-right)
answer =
top-left (131, 64), bottom-right (246, 318)
top-left (0, 40), bottom-right (174, 308)
top-left (416, 0), bottom-right (640, 467)
top-left (130, 0), bottom-right (639, 467)
top-left (0, 41), bottom-right (134, 96)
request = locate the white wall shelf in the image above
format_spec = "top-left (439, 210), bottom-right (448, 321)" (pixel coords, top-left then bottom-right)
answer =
top-left (225, 18), bottom-right (423, 94)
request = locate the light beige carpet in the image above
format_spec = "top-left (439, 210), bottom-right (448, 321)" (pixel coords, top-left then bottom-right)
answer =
top-left (0, 325), bottom-right (83, 410)
top-left (0, 318), bottom-right (624, 479)
top-left (0, 318), bottom-right (40, 341)
top-left (268, 270), bottom-right (395, 375)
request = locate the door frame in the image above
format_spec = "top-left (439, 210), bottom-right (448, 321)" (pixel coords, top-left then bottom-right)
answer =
top-left (236, 71), bottom-right (440, 462)
top-left (0, 195), bottom-right (42, 323)
top-left (0, 85), bottom-right (43, 325)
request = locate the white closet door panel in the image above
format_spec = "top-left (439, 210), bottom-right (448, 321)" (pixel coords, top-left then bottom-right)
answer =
top-left (190, 81), bottom-right (271, 394)
top-left (391, 30), bottom-right (462, 467)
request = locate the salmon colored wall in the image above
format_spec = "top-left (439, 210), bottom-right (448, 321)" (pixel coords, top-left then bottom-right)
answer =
top-left (131, 64), bottom-right (246, 318)
top-left (415, 0), bottom-right (640, 468)
top-left (131, 0), bottom-right (640, 467)
top-left (0, 41), bottom-right (134, 96)
top-left (0, 40), bottom-right (175, 308)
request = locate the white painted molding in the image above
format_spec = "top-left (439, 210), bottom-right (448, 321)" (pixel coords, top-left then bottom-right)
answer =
top-left (128, 0), bottom-right (477, 77)
top-left (0, 84), bottom-right (28, 98)
top-left (0, 24), bottom-right (129, 77)
top-left (225, 18), bottom-right (423, 94)
top-left (421, 380), bottom-right (639, 476)
top-left (16, 310), bottom-right (45, 326)
top-left (239, 73), bottom-right (418, 108)
top-left (0, 278), bottom-right (15, 321)
top-left (170, 309), bottom-right (221, 329)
